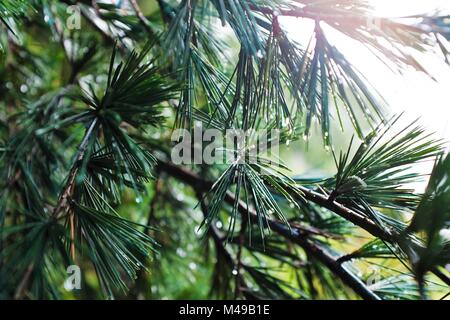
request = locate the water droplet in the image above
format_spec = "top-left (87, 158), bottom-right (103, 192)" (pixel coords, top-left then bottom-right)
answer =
top-left (232, 268), bottom-right (238, 276)
top-left (176, 248), bottom-right (187, 258)
top-left (189, 262), bottom-right (197, 270)
top-left (175, 193), bottom-right (185, 201)
top-left (439, 229), bottom-right (450, 241)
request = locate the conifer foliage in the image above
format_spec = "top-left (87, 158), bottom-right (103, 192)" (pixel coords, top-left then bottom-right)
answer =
top-left (0, 0), bottom-right (449, 300)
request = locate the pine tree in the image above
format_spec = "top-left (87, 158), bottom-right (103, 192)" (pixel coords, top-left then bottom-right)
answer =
top-left (0, 0), bottom-right (449, 300)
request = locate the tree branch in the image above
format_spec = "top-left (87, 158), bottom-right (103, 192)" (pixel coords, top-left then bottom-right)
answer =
top-left (129, 0), bottom-right (156, 38)
top-left (52, 118), bottom-right (98, 218)
top-left (157, 157), bottom-right (450, 291)
top-left (195, 189), bottom-right (251, 297)
top-left (158, 160), bottom-right (381, 300)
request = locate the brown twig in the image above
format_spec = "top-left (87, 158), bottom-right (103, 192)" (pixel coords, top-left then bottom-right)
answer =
top-left (52, 118), bottom-right (98, 219)
top-left (195, 190), bottom-right (250, 297)
top-left (147, 176), bottom-right (162, 231)
top-left (14, 263), bottom-right (34, 299)
top-left (129, 0), bottom-right (156, 37)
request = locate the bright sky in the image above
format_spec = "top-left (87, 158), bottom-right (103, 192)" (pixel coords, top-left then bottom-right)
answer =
top-left (279, 1), bottom-right (450, 188)
top-left (283, 0), bottom-right (450, 146)
top-left (366, 0), bottom-right (450, 146)
top-left (372, 0), bottom-right (449, 17)
top-left (354, 0), bottom-right (450, 189)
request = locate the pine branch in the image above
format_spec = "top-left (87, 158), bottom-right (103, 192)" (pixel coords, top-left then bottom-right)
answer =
top-left (11, 117), bottom-right (98, 299)
top-left (52, 118), bottom-right (98, 219)
top-left (157, 158), bottom-right (450, 292)
top-left (158, 160), bottom-right (381, 300)
top-left (3, 0), bottom-right (449, 300)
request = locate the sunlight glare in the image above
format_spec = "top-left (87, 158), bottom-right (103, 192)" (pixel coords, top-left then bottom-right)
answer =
top-left (282, 0), bottom-right (450, 187)
top-left (371, 0), bottom-right (449, 17)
